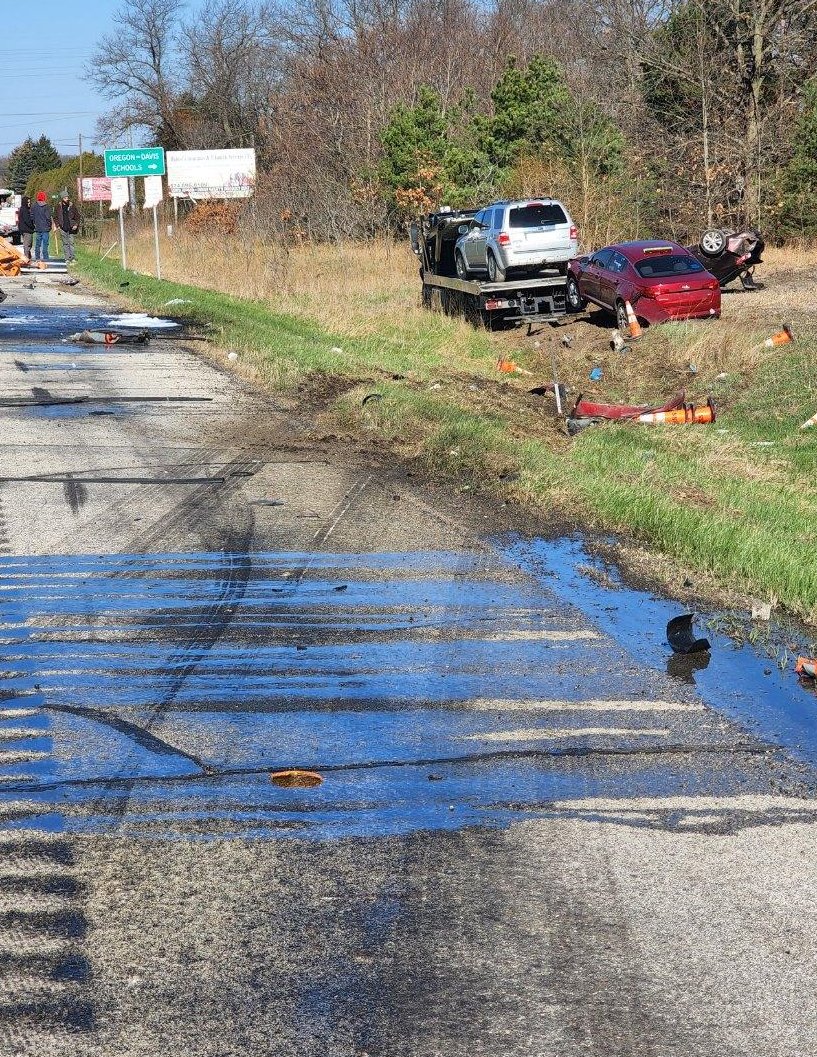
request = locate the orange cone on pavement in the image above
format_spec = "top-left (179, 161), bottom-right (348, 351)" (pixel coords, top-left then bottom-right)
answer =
top-left (625, 301), bottom-right (643, 340)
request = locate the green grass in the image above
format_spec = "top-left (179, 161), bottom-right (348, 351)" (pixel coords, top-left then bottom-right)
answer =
top-left (78, 248), bottom-right (817, 620)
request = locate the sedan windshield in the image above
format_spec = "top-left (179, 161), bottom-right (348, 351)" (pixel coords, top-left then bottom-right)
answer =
top-left (635, 254), bottom-right (705, 278)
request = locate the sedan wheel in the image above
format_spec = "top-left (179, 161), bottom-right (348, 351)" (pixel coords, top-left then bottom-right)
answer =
top-left (700, 229), bottom-right (727, 257)
top-left (616, 300), bottom-right (631, 332)
top-left (566, 275), bottom-right (585, 312)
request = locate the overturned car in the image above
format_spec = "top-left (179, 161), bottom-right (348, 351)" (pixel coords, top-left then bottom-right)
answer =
top-left (687, 229), bottom-right (764, 290)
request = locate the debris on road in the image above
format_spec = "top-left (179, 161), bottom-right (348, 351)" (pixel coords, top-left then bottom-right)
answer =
top-left (67, 330), bottom-right (150, 345)
top-left (0, 238), bottom-right (25, 277)
top-left (751, 600), bottom-right (773, 621)
top-left (667, 614), bottom-right (711, 654)
top-left (269, 769), bottom-right (324, 788)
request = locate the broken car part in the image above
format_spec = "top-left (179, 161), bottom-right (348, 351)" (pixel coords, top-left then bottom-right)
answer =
top-left (667, 614), bottom-right (711, 655)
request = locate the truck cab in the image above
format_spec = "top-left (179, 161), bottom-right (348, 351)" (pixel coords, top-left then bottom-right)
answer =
top-left (0, 189), bottom-right (21, 244)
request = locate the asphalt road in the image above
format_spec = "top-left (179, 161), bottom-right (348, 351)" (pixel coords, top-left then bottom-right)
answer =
top-left (0, 276), bottom-right (816, 1056)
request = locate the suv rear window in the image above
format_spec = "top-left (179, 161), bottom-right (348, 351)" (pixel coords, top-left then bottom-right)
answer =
top-left (635, 254), bottom-right (705, 278)
top-left (509, 204), bottom-right (567, 228)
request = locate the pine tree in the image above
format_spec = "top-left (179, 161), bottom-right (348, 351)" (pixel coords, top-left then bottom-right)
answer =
top-left (6, 135), bottom-right (62, 194)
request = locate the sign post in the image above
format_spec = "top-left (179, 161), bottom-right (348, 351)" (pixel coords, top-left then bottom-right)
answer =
top-left (109, 178), bottom-right (130, 269)
top-left (143, 175), bottom-right (164, 280)
top-left (104, 147), bottom-right (166, 179)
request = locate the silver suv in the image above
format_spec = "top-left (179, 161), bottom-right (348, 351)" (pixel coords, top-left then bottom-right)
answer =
top-left (454, 199), bottom-right (578, 282)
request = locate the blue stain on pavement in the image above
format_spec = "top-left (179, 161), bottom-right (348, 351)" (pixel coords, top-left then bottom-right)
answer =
top-left (0, 544), bottom-right (814, 839)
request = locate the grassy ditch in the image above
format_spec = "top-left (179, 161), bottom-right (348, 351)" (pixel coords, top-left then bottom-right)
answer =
top-left (77, 240), bottom-right (817, 621)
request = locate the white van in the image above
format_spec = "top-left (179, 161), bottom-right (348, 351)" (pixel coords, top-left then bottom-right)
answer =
top-left (0, 189), bottom-right (21, 243)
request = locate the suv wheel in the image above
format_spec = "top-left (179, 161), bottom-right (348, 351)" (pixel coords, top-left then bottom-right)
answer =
top-left (700, 229), bottom-right (727, 257)
top-left (486, 251), bottom-right (506, 283)
top-left (566, 275), bottom-right (585, 312)
top-left (455, 252), bottom-right (468, 280)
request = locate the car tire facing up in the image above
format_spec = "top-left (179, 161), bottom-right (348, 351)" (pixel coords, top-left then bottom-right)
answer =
top-left (699, 229), bottom-right (727, 257)
top-left (616, 300), bottom-right (629, 332)
top-left (566, 275), bottom-right (585, 312)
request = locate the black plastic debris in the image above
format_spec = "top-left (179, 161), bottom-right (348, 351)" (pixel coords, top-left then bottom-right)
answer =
top-left (361, 393), bottom-right (382, 406)
top-left (667, 613), bottom-right (711, 654)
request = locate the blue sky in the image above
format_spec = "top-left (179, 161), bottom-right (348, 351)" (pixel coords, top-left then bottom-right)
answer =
top-left (1, 0), bottom-right (197, 158)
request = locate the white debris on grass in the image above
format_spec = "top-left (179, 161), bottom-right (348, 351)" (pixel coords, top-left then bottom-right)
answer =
top-left (227, 351), bottom-right (239, 361)
top-left (103, 313), bottom-right (180, 329)
top-left (163, 299), bottom-right (192, 306)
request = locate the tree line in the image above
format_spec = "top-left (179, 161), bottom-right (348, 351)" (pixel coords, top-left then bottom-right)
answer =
top-left (74, 0), bottom-right (817, 243)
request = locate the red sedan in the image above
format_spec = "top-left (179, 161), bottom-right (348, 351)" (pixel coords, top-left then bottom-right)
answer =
top-left (566, 240), bottom-right (721, 328)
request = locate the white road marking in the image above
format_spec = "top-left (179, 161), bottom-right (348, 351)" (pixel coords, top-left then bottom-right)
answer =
top-left (462, 727), bottom-right (671, 742)
top-left (468, 698), bottom-right (703, 712)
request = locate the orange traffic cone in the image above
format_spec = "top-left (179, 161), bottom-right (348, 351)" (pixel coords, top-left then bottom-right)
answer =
top-left (764, 324), bottom-right (793, 348)
top-left (800, 410), bottom-right (817, 430)
top-left (637, 399), bottom-right (715, 425)
top-left (625, 301), bottom-right (643, 340)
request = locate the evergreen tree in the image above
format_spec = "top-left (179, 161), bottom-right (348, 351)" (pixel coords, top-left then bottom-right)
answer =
top-left (7, 135), bottom-right (62, 194)
top-left (779, 78), bottom-right (817, 236)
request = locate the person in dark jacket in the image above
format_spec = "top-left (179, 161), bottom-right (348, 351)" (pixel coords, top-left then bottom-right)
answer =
top-left (17, 195), bottom-right (34, 261)
top-left (54, 191), bottom-right (80, 264)
top-left (32, 191), bottom-right (52, 262)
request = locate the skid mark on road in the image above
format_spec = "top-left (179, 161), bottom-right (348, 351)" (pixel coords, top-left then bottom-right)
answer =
top-left (0, 547), bottom-right (809, 838)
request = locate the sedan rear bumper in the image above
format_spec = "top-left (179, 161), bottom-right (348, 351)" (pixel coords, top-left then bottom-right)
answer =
top-left (634, 294), bottom-right (720, 324)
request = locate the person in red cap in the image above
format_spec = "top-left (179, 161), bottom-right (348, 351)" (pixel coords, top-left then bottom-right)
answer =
top-left (32, 191), bottom-right (53, 262)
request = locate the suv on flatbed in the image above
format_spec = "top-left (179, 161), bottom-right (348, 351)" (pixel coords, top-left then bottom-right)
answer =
top-left (454, 198), bottom-right (578, 282)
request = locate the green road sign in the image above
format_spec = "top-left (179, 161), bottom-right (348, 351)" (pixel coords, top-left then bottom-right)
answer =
top-left (104, 147), bottom-right (166, 178)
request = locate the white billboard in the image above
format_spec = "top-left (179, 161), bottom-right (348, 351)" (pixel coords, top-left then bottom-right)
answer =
top-left (166, 149), bottom-right (256, 200)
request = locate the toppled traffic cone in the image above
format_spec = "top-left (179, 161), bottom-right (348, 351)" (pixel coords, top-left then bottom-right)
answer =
top-left (496, 357), bottom-right (533, 376)
top-left (625, 301), bottom-right (643, 340)
top-left (637, 398), bottom-right (716, 425)
top-left (801, 410), bottom-right (817, 430)
top-left (795, 657), bottom-right (817, 679)
top-left (764, 324), bottom-right (793, 348)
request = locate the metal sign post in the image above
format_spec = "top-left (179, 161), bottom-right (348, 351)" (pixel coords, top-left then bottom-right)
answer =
top-left (118, 209), bottom-right (127, 270)
top-left (109, 177), bottom-right (130, 270)
top-left (152, 206), bottom-right (161, 279)
top-left (143, 175), bottom-right (164, 280)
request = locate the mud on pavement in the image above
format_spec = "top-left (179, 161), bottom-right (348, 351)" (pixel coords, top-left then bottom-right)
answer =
top-left (1, 277), bottom-right (817, 1057)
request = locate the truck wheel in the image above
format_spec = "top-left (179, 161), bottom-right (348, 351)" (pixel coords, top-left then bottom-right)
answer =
top-left (486, 251), bottom-right (505, 283)
top-left (455, 252), bottom-right (468, 280)
top-left (566, 275), bottom-right (585, 312)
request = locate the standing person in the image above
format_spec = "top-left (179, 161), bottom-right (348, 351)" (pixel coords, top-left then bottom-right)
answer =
top-left (32, 191), bottom-right (52, 262)
top-left (55, 190), bottom-right (80, 264)
top-left (17, 195), bottom-right (34, 262)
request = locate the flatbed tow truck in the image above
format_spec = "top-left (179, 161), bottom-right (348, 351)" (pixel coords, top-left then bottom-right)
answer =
top-left (410, 208), bottom-right (567, 326)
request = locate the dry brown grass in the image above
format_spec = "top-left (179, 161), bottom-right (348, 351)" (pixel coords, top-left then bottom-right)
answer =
top-left (127, 230), bottom-right (422, 335)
